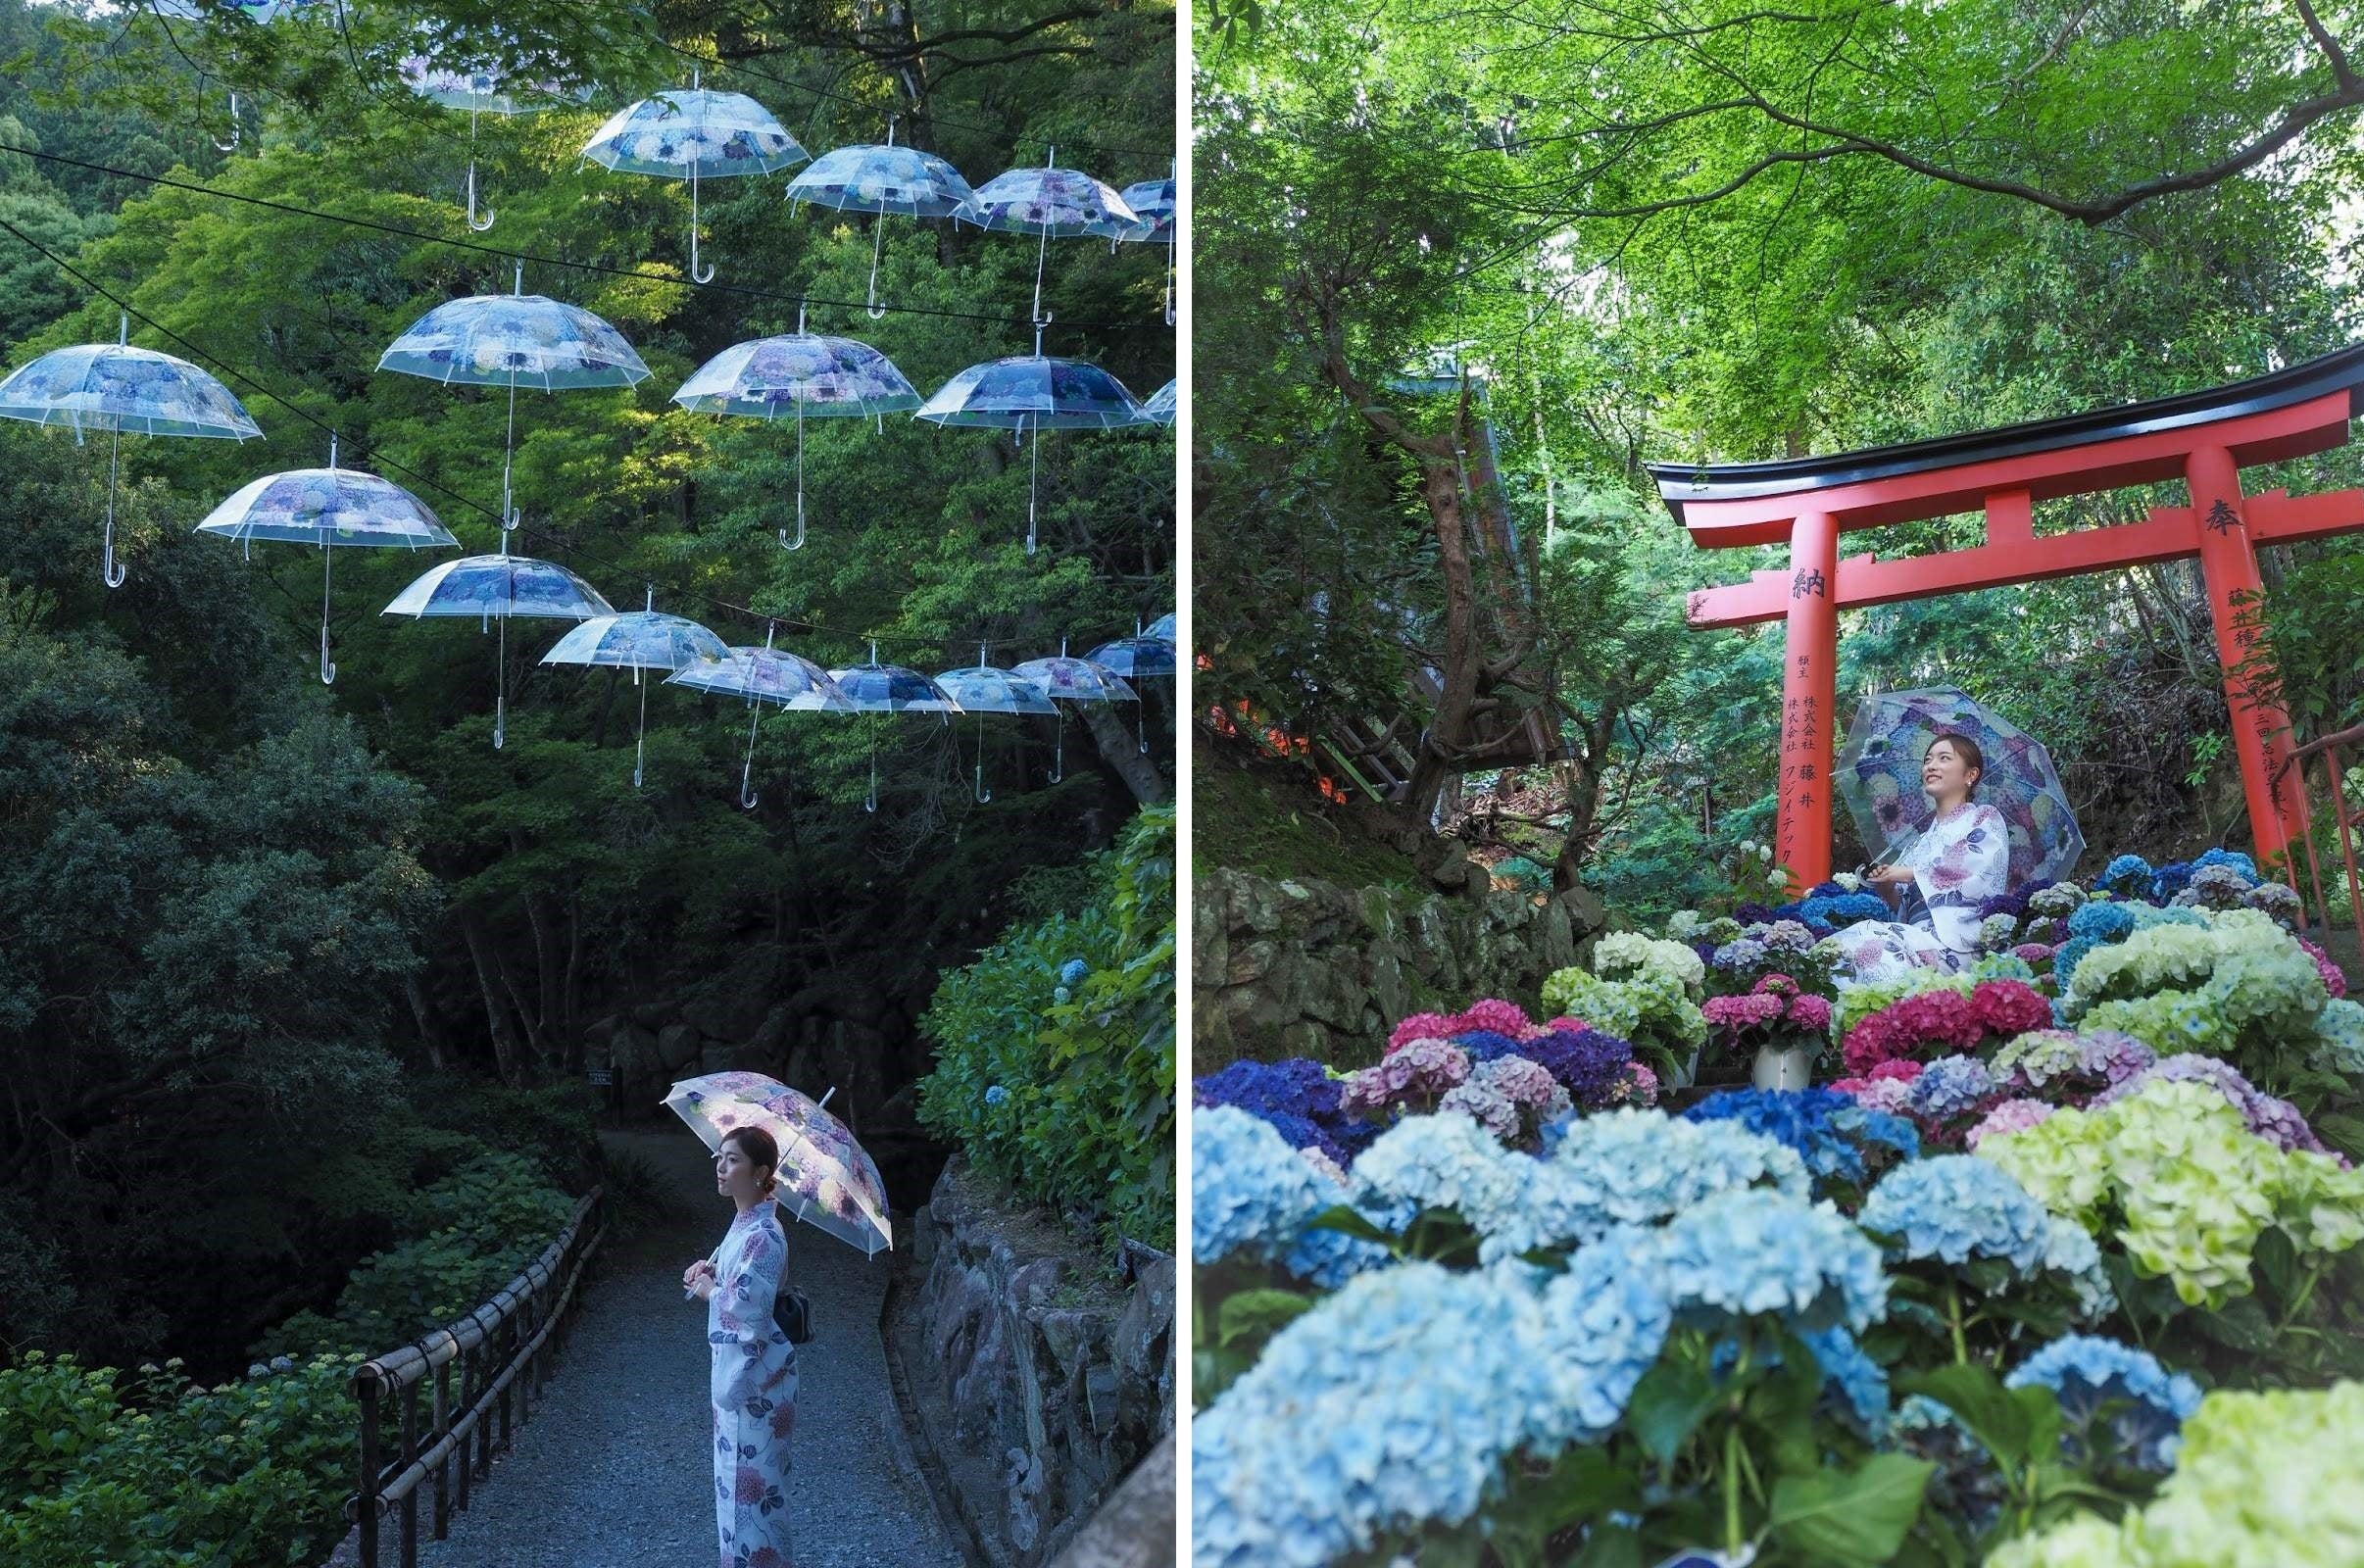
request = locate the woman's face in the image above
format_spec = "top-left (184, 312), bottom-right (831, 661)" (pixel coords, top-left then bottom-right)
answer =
top-left (715, 1141), bottom-right (768, 1204)
top-left (1922, 740), bottom-right (1979, 803)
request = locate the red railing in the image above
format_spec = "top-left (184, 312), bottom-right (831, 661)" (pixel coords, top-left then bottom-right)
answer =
top-left (2277, 723), bottom-right (2364, 944)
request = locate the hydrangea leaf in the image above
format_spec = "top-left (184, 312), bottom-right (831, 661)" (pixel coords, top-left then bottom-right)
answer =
top-left (1766, 1453), bottom-right (1936, 1567)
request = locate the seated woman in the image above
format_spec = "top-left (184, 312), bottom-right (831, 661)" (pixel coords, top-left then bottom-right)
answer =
top-left (1833, 732), bottom-right (2010, 986)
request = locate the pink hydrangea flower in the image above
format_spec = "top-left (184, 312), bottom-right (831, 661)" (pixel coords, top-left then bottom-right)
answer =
top-left (1868, 1058), bottom-right (1924, 1083)
top-left (1455, 998), bottom-right (1533, 1036)
top-left (1844, 1076), bottom-right (1914, 1114)
top-left (1545, 1015), bottom-right (1590, 1036)
top-left (1965, 1098), bottom-right (2053, 1149)
top-left (1786, 994), bottom-right (1833, 1032)
top-left (1388, 1012), bottom-right (1458, 1053)
top-left (1756, 973), bottom-right (1800, 998)
top-left (2301, 938), bottom-right (2349, 1002)
top-left (2011, 942), bottom-right (2056, 963)
top-left (1611, 1061), bottom-right (1659, 1106)
top-left (1704, 993), bottom-right (1785, 1029)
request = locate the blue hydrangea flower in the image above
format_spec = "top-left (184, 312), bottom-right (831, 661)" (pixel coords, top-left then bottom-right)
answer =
top-left (2148, 860), bottom-right (2194, 902)
top-left (2069, 901), bottom-right (2138, 942)
top-left (2051, 935), bottom-right (2099, 990)
top-left (1449, 1028), bottom-right (1525, 1062)
top-left (1193, 1057), bottom-right (1370, 1162)
top-left (1532, 1228), bottom-right (1672, 1445)
top-left (2097, 855), bottom-right (2152, 897)
top-left (1059, 956), bottom-right (1090, 985)
top-left (1349, 1109), bottom-right (1533, 1246)
top-left (1537, 1110), bottom-right (1808, 1246)
top-left (1191, 1262), bottom-right (1556, 1567)
top-left (2192, 848), bottom-right (2258, 882)
top-left (1708, 1324), bottom-right (1891, 1435)
top-left (1053, 985), bottom-right (1072, 1003)
top-left (1651, 1188), bottom-right (1889, 1334)
top-left (2042, 1216), bottom-right (2117, 1320)
top-left (984, 1084), bottom-right (1009, 1106)
top-left (1712, 936), bottom-right (1769, 971)
top-left (1193, 1106), bottom-right (1326, 1266)
top-left (1859, 1155), bottom-right (2051, 1273)
top-left (2004, 1334), bottom-right (2201, 1470)
top-left (1682, 1089), bottom-right (1916, 1187)
top-left (1907, 1055), bottom-right (1997, 1120)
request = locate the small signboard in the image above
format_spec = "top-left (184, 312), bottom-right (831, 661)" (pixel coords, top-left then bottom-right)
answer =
top-left (585, 1066), bottom-right (614, 1087)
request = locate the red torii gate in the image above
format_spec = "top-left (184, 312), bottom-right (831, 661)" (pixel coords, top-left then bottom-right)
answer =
top-left (1650, 347), bottom-right (2364, 886)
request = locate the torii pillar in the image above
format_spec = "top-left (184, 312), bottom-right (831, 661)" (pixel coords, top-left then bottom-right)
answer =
top-left (1653, 348), bottom-right (2364, 886)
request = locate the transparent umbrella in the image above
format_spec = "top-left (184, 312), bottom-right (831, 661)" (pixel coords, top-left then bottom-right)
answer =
top-left (670, 308), bottom-right (920, 550)
top-left (665, 629), bottom-right (855, 809)
top-left (1837, 685), bottom-right (2086, 887)
top-left (382, 536), bottom-right (614, 749)
top-left (784, 120), bottom-right (975, 318)
top-left (377, 263), bottom-right (650, 538)
top-left (194, 434), bottom-right (458, 685)
top-left (1087, 631), bottom-right (1176, 755)
top-left (579, 70), bottom-right (807, 283)
top-left (960, 148), bottom-right (1136, 325)
top-left (1104, 168), bottom-right (1176, 324)
top-left (827, 641), bottom-right (962, 813)
top-left (0, 315), bottom-right (263, 586)
top-left (934, 646), bottom-right (1057, 803)
top-left (151, 0), bottom-right (322, 151)
top-left (1011, 640), bottom-right (1137, 784)
top-left (1142, 378), bottom-right (1175, 426)
top-left (914, 323), bottom-right (1152, 555)
top-left (398, 35), bottom-right (592, 231)
top-left (539, 588), bottom-right (729, 788)
top-left (663, 1072), bottom-right (892, 1257)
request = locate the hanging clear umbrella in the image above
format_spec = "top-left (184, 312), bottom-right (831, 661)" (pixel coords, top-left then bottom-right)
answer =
top-left (671, 309), bottom-right (920, 551)
top-left (1142, 378), bottom-right (1176, 426)
top-left (784, 121), bottom-right (975, 318)
top-left (378, 263), bottom-right (649, 537)
top-left (665, 630), bottom-right (854, 809)
top-left (150, 0), bottom-right (320, 151)
top-left (914, 323), bottom-right (1152, 555)
top-left (934, 646), bottom-right (1056, 803)
top-left (826, 641), bottom-right (962, 813)
top-left (382, 537), bottom-right (613, 749)
top-left (540, 588), bottom-right (729, 788)
top-left (398, 38), bottom-right (591, 231)
top-left (195, 434), bottom-right (458, 685)
top-left (1144, 612), bottom-right (1174, 644)
top-left (0, 315), bottom-right (264, 587)
top-left (1087, 631), bottom-right (1176, 756)
top-left (1103, 169), bottom-right (1176, 325)
top-left (1837, 686), bottom-right (2086, 886)
top-left (960, 149), bottom-right (1137, 324)
top-left (579, 70), bottom-right (807, 283)
top-left (1011, 640), bottom-right (1137, 785)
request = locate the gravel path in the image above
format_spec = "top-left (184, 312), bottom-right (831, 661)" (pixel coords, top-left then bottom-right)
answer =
top-left (414, 1128), bottom-right (966, 1568)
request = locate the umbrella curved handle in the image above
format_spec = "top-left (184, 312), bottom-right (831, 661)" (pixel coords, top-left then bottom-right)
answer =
top-left (688, 167), bottom-right (717, 284)
top-left (973, 759), bottom-right (992, 805)
top-left (320, 626), bottom-right (337, 687)
top-left (466, 161), bottom-right (496, 232)
top-left (738, 768), bottom-right (759, 811)
top-left (778, 491), bottom-right (805, 551)
top-left (103, 551), bottom-right (127, 591)
top-left (213, 91), bottom-right (240, 154)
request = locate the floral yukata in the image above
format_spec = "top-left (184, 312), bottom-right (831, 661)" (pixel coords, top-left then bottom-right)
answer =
top-left (1835, 802), bottom-right (2010, 986)
top-left (709, 1199), bottom-right (797, 1568)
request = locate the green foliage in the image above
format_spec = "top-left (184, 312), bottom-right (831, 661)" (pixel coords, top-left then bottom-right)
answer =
top-left (0, 1349), bottom-right (360, 1568)
top-left (918, 806), bottom-right (1175, 1248)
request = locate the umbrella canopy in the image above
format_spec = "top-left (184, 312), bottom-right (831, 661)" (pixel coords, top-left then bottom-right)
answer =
top-left (1084, 636), bottom-right (1176, 678)
top-left (1144, 612), bottom-right (1174, 643)
top-left (663, 1072), bottom-right (893, 1257)
top-left (962, 160), bottom-right (1136, 237)
top-left (916, 339), bottom-right (1151, 556)
top-left (829, 645), bottom-right (961, 812)
top-left (1010, 651), bottom-right (1139, 704)
top-left (153, 0), bottom-right (315, 18)
top-left (786, 141), bottom-right (974, 220)
top-left (0, 325), bottom-right (264, 587)
top-left (398, 39), bottom-right (591, 229)
top-left (1837, 686), bottom-right (2086, 887)
top-left (377, 287), bottom-right (650, 391)
top-left (1142, 378), bottom-right (1175, 425)
top-left (542, 592), bottom-right (729, 788)
top-left (1109, 175), bottom-right (1175, 242)
top-left (0, 340), bottom-right (262, 439)
top-left (196, 444), bottom-right (458, 686)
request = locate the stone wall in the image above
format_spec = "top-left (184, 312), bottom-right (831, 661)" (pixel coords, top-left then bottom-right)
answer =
top-left (1194, 863), bottom-right (1606, 1067)
top-left (899, 1158), bottom-right (1173, 1568)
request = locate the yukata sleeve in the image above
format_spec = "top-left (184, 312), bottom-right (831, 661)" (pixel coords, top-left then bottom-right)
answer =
top-left (714, 1224), bottom-right (783, 1406)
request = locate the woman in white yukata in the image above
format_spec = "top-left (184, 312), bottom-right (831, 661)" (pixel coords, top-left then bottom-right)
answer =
top-left (1834, 732), bottom-right (2012, 986)
top-left (684, 1125), bottom-right (798, 1568)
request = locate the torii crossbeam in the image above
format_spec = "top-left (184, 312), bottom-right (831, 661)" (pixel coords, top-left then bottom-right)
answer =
top-left (1650, 346), bottom-right (2364, 885)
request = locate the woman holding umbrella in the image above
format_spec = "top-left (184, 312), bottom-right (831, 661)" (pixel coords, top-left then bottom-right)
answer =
top-left (684, 1126), bottom-right (798, 1568)
top-left (1831, 732), bottom-right (2011, 984)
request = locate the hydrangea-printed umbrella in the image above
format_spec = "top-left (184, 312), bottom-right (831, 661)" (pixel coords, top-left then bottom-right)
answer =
top-left (784, 122), bottom-right (976, 317)
top-left (1142, 378), bottom-right (1175, 426)
top-left (0, 316), bottom-right (264, 587)
top-left (195, 434), bottom-right (458, 685)
top-left (382, 536), bottom-right (614, 750)
top-left (579, 70), bottom-right (807, 283)
top-left (1011, 640), bottom-right (1138, 784)
top-left (914, 323), bottom-right (1152, 555)
top-left (671, 310), bottom-right (920, 550)
top-left (665, 630), bottom-right (855, 809)
top-left (1105, 169), bottom-right (1177, 324)
top-left (663, 1072), bottom-right (893, 1257)
top-left (826, 642), bottom-right (963, 812)
top-left (1144, 611), bottom-right (1174, 643)
top-left (540, 588), bottom-right (729, 788)
top-left (398, 36), bottom-right (592, 231)
top-left (378, 264), bottom-right (650, 538)
top-left (933, 646), bottom-right (1057, 803)
top-left (1838, 685), bottom-right (2085, 887)
top-left (960, 149), bottom-right (1138, 324)
top-left (1086, 631), bottom-right (1175, 754)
